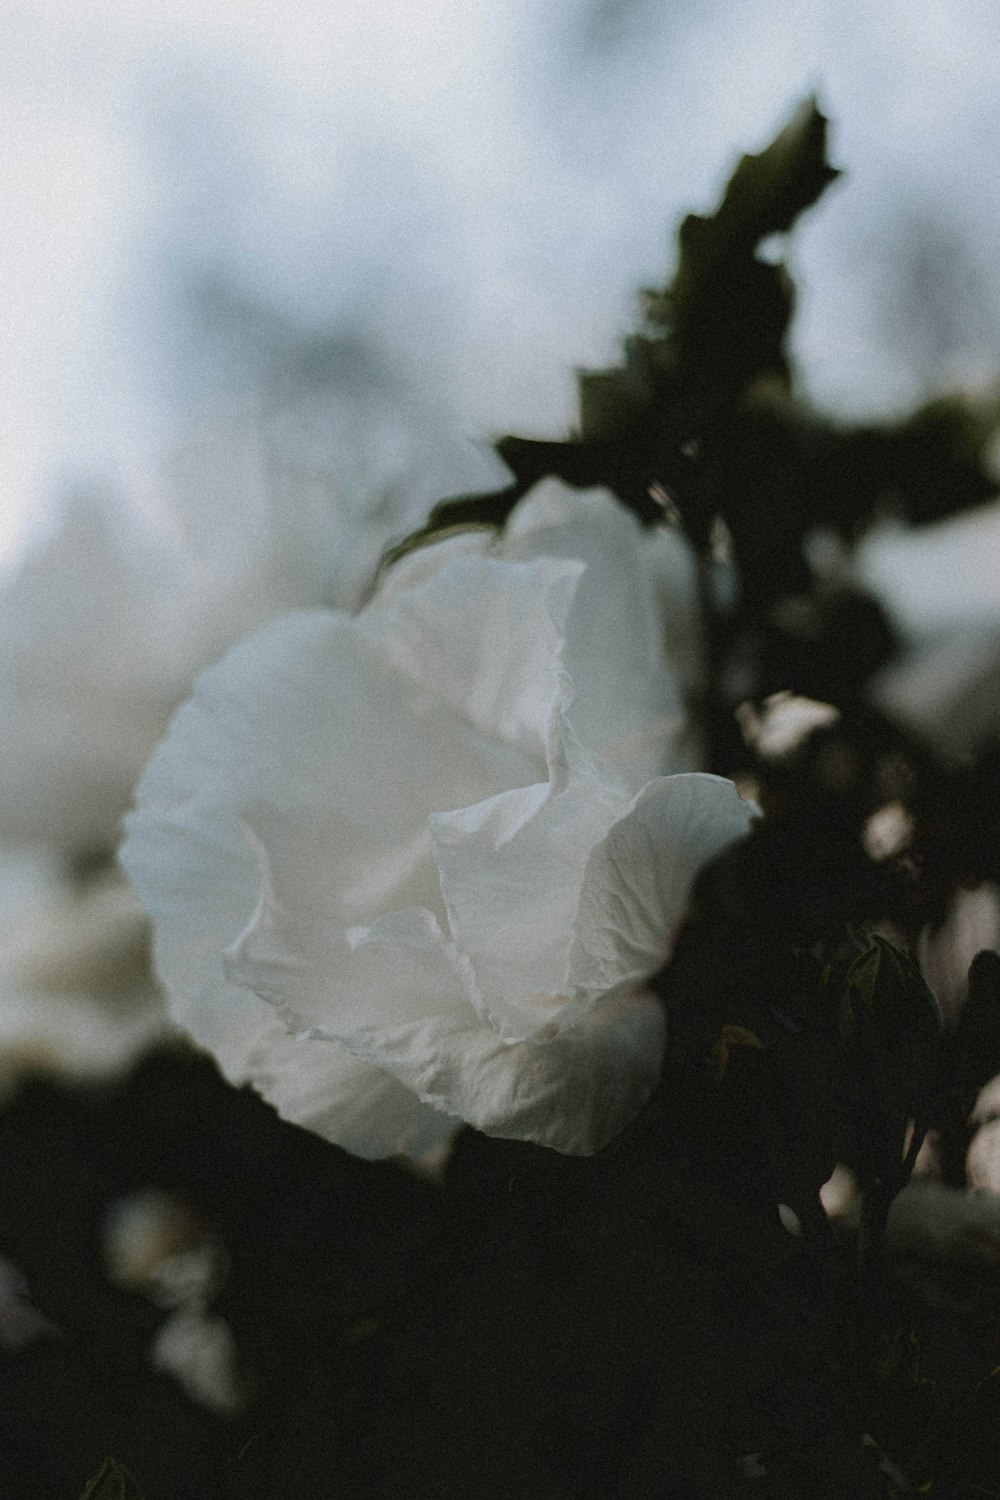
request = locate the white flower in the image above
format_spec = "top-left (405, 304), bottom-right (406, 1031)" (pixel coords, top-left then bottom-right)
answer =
top-left (122, 482), bottom-right (754, 1157)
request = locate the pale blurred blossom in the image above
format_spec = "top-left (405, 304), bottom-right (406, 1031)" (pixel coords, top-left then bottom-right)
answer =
top-left (104, 1192), bottom-right (243, 1413)
top-left (873, 625), bottom-right (1000, 761)
top-left (860, 500), bottom-right (1000, 761)
top-left (966, 1073), bottom-right (1000, 1194)
top-left (104, 1191), bottom-right (201, 1288)
top-left (0, 426), bottom-right (502, 859)
top-left (0, 852), bottom-right (166, 1095)
top-left (819, 1162), bottom-right (859, 1223)
top-left (859, 501), bottom-right (1000, 642)
top-left (152, 1303), bottom-right (242, 1414)
top-left (862, 801), bottom-right (914, 864)
top-left (887, 1176), bottom-right (1000, 1261)
top-left (123, 481), bottom-right (755, 1158)
top-left (918, 884), bottom-right (1000, 1024)
top-left (0, 495), bottom-right (187, 856)
top-left (736, 691), bottom-right (841, 760)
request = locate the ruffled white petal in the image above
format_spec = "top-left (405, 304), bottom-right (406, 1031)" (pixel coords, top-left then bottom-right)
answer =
top-left (123, 481), bottom-right (753, 1157)
top-left (225, 821), bottom-right (668, 1154)
top-left (363, 550), bottom-right (582, 754)
top-left (566, 775), bottom-right (757, 1019)
top-left (225, 846), bottom-right (474, 1037)
top-left (122, 741), bottom-right (458, 1158)
top-left (241, 1022), bottom-right (458, 1160)
top-left (428, 694), bottom-right (622, 1040)
top-left (503, 481), bottom-right (688, 781)
top-left (224, 773), bottom-right (753, 1152)
top-left (318, 989), bottom-right (668, 1156)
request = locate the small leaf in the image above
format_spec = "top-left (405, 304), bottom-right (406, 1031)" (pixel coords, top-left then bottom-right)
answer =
top-left (377, 484), bottom-right (525, 569)
top-left (818, 931), bottom-right (941, 1175)
top-left (710, 95), bottom-right (840, 245)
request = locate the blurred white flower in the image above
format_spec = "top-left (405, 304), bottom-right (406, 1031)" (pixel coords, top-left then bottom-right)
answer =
top-left (0, 412), bottom-right (503, 859)
top-left (152, 1303), bottom-right (243, 1415)
top-left (917, 884), bottom-right (1000, 1024)
top-left (886, 1177), bottom-right (1000, 1263)
top-left (859, 500), bottom-right (1000, 761)
top-left (103, 1191), bottom-right (243, 1414)
top-left (0, 496), bottom-right (186, 856)
top-left (104, 1192), bottom-right (202, 1289)
top-left (0, 486), bottom-right (311, 858)
top-left (0, 851), bottom-right (166, 1096)
top-left (858, 501), bottom-right (1000, 643)
top-left (736, 691), bottom-right (841, 761)
top-left (966, 1073), bottom-right (1000, 1194)
top-left (873, 625), bottom-right (1000, 762)
top-left (819, 1163), bottom-right (860, 1223)
top-left (123, 481), bottom-right (754, 1158)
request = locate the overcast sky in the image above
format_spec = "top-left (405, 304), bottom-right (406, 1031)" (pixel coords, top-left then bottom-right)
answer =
top-left (3, 0), bottom-right (1000, 560)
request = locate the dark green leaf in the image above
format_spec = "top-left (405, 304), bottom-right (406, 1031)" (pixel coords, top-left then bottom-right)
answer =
top-left (709, 93), bottom-right (840, 245)
top-left (822, 933), bottom-right (939, 1088)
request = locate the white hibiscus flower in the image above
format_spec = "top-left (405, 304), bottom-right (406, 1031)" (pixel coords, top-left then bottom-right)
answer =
top-left (122, 481), bottom-right (754, 1157)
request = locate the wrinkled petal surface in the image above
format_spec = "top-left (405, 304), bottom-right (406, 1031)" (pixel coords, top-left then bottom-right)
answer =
top-left (124, 483), bottom-right (754, 1156)
top-left (566, 774), bottom-right (756, 1021)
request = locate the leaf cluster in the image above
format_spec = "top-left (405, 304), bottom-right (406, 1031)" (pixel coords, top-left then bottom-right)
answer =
top-left (389, 97), bottom-right (996, 621)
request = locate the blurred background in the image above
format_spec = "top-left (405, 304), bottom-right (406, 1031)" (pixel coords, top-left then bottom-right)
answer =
top-left (1, 0), bottom-right (999, 1109)
top-left (6, 0), bottom-right (1000, 559)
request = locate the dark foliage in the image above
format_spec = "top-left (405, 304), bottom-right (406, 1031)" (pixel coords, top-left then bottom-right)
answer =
top-left (389, 99), bottom-right (994, 587)
top-left (1, 882), bottom-right (996, 1496)
top-left (385, 97), bottom-right (997, 784)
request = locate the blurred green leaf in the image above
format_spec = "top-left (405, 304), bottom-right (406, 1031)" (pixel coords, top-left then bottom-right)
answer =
top-left (707, 94), bottom-right (840, 243)
top-left (78, 1458), bottom-right (144, 1500)
top-left (658, 96), bottom-right (838, 402)
top-left (821, 932), bottom-right (940, 1115)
